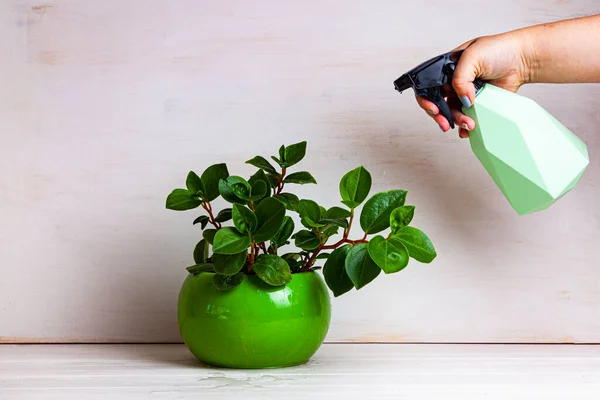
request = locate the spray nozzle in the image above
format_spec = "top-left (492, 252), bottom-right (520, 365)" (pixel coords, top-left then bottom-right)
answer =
top-left (394, 50), bottom-right (483, 129)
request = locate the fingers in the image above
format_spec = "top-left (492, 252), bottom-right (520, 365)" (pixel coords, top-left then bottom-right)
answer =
top-left (451, 46), bottom-right (480, 109)
top-left (415, 95), bottom-right (438, 116)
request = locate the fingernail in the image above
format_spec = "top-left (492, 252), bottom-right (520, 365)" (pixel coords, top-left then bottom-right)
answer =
top-left (460, 96), bottom-right (472, 108)
top-left (461, 123), bottom-right (469, 130)
top-left (439, 125), bottom-right (445, 132)
top-left (427, 109), bottom-right (435, 115)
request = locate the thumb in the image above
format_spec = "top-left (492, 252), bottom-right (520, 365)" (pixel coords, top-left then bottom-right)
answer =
top-left (452, 48), bottom-right (480, 108)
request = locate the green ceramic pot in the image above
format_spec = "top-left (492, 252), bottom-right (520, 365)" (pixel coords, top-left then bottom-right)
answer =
top-left (177, 271), bottom-right (331, 369)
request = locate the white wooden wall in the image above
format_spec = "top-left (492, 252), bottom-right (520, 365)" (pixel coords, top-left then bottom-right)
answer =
top-left (1, 0), bottom-right (599, 343)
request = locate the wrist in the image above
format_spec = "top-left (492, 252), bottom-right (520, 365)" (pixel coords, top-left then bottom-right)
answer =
top-left (514, 29), bottom-right (540, 85)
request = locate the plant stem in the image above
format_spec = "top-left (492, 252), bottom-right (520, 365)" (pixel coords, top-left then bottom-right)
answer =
top-left (259, 242), bottom-right (268, 255)
top-left (301, 209), bottom-right (368, 271)
top-left (275, 167), bottom-right (287, 195)
top-left (202, 201), bottom-right (221, 229)
top-left (247, 242), bottom-right (256, 274)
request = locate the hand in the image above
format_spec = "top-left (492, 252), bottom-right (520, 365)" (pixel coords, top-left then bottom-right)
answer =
top-left (416, 32), bottom-right (533, 138)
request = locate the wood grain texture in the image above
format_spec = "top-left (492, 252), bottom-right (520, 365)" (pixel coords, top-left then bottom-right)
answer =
top-left (0, 0), bottom-right (599, 343)
top-left (2, 344), bottom-right (600, 399)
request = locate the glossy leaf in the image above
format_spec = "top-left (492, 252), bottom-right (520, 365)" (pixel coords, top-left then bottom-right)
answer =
top-left (227, 176), bottom-right (252, 201)
top-left (249, 180), bottom-right (268, 201)
top-left (271, 216), bottom-right (295, 247)
top-left (326, 207), bottom-right (351, 219)
top-left (390, 205), bottom-right (415, 234)
top-left (193, 239), bottom-right (209, 264)
top-left (316, 252), bottom-right (331, 260)
top-left (394, 226), bottom-right (437, 263)
top-left (283, 141), bottom-right (307, 167)
top-left (360, 190), bottom-right (407, 234)
top-left (232, 204), bottom-right (257, 234)
top-left (166, 189), bottom-right (202, 211)
top-left (201, 163), bottom-right (229, 202)
top-left (212, 227), bottom-right (251, 255)
top-left (297, 199), bottom-right (320, 223)
top-left (253, 254), bottom-right (292, 286)
top-left (246, 156), bottom-right (279, 175)
top-left (214, 208), bottom-right (232, 223)
top-left (186, 263), bottom-right (214, 275)
top-left (320, 218), bottom-right (348, 229)
top-left (186, 171), bottom-right (206, 197)
top-left (339, 166), bottom-right (372, 208)
top-left (294, 230), bottom-right (320, 251)
top-left (281, 252), bottom-right (303, 273)
top-left (323, 246), bottom-right (353, 297)
top-left (274, 193), bottom-right (299, 211)
top-left (253, 197), bottom-right (286, 242)
top-left (367, 235), bottom-right (409, 274)
top-left (345, 243), bottom-right (381, 289)
top-left (203, 229), bottom-right (217, 244)
top-left (212, 251), bottom-right (248, 275)
top-left (213, 272), bottom-right (245, 291)
top-left (193, 215), bottom-right (209, 228)
top-left (283, 171), bottom-right (317, 185)
top-left (218, 179), bottom-right (247, 205)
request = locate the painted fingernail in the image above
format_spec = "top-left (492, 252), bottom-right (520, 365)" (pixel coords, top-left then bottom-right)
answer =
top-left (427, 109), bottom-right (435, 115)
top-left (461, 123), bottom-right (469, 130)
top-left (460, 96), bottom-right (472, 108)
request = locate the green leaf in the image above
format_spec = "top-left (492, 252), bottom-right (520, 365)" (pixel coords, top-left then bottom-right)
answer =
top-left (212, 227), bottom-right (251, 254)
top-left (186, 263), bottom-right (214, 275)
top-left (320, 218), bottom-right (348, 229)
top-left (193, 239), bottom-right (209, 264)
top-left (367, 236), bottom-right (409, 274)
top-left (193, 215), bottom-right (209, 228)
top-left (339, 166), bottom-right (372, 208)
top-left (232, 204), bottom-right (257, 234)
top-left (213, 251), bottom-right (248, 275)
top-left (253, 254), bottom-right (292, 286)
top-left (213, 272), bottom-right (245, 291)
top-left (283, 171), bottom-right (317, 185)
top-left (253, 197), bottom-right (286, 242)
top-left (203, 229), bottom-right (217, 244)
top-left (297, 199), bottom-right (320, 223)
top-left (266, 173), bottom-right (279, 189)
top-left (249, 180), bottom-right (268, 201)
top-left (166, 189), bottom-right (202, 211)
top-left (271, 216), bottom-right (295, 247)
top-left (301, 217), bottom-right (326, 229)
top-left (319, 206), bottom-right (327, 220)
top-left (323, 246), bottom-right (354, 297)
top-left (278, 145), bottom-right (286, 161)
top-left (390, 206), bottom-right (415, 234)
top-left (283, 141), bottom-right (307, 167)
top-left (218, 179), bottom-right (247, 205)
top-left (360, 190), bottom-right (407, 234)
top-left (186, 171), bottom-right (206, 197)
top-left (246, 156), bottom-right (279, 175)
top-left (274, 193), bottom-right (299, 211)
top-left (316, 252), bottom-right (331, 260)
top-left (294, 230), bottom-right (320, 251)
top-left (394, 226), bottom-right (437, 263)
top-left (248, 170), bottom-right (271, 203)
top-left (201, 163), bottom-right (229, 202)
top-left (326, 207), bottom-right (351, 219)
top-left (281, 253), bottom-right (303, 273)
top-left (345, 243), bottom-right (381, 289)
top-left (227, 176), bottom-right (252, 201)
top-left (214, 208), bottom-right (232, 223)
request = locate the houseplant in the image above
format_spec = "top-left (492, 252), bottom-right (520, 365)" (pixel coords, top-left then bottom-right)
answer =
top-left (167, 141), bottom-right (436, 368)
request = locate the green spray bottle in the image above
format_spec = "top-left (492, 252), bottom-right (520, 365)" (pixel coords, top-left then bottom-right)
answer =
top-left (394, 50), bottom-right (589, 216)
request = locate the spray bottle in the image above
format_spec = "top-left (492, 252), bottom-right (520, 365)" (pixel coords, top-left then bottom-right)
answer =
top-left (394, 50), bottom-right (589, 215)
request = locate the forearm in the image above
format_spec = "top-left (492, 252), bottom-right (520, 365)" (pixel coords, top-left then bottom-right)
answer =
top-left (521, 14), bottom-right (600, 84)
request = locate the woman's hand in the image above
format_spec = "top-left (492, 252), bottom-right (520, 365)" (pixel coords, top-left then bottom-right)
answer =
top-left (416, 32), bottom-right (534, 138)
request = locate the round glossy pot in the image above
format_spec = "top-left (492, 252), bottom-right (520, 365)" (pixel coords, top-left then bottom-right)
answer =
top-left (177, 271), bottom-right (331, 369)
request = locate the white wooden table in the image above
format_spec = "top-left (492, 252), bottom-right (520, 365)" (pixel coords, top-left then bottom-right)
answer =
top-left (1, 344), bottom-right (600, 399)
